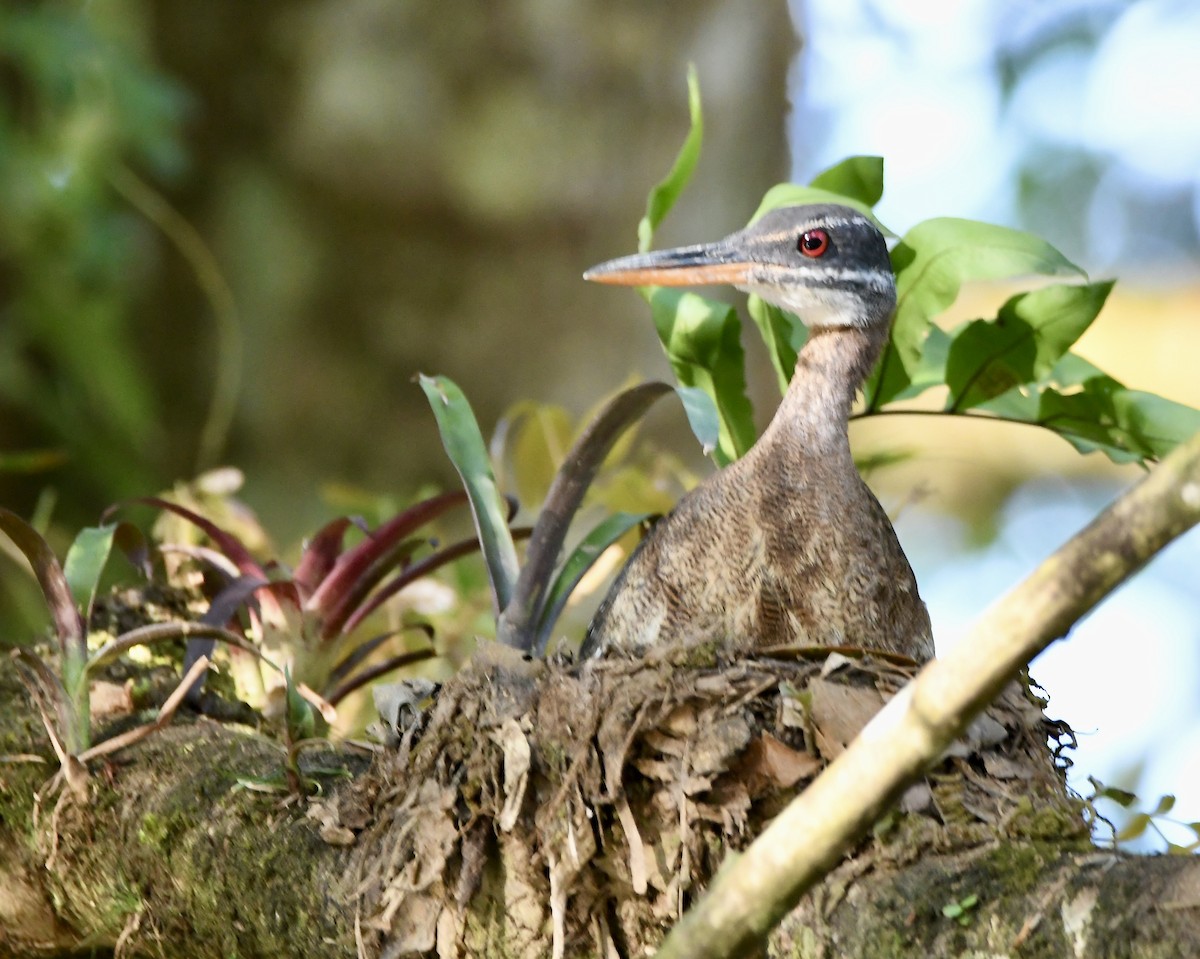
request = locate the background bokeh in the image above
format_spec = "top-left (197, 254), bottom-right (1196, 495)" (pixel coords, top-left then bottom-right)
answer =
top-left (2, 0), bottom-right (1197, 848)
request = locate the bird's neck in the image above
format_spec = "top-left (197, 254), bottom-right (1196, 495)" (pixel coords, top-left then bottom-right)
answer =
top-left (760, 324), bottom-right (887, 456)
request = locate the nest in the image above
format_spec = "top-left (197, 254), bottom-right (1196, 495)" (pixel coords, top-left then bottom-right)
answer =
top-left (337, 642), bottom-right (1077, 959)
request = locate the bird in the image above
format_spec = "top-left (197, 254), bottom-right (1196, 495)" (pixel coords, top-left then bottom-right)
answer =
top-left (579, 203), bottom-right (933, 662)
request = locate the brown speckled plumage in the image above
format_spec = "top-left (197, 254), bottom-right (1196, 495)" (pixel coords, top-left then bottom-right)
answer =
top-left (581, 204), bottom-right (933, 661)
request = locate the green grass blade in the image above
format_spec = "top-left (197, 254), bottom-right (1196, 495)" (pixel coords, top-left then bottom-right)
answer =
top-left (419, 374), bottom-right (519, 614)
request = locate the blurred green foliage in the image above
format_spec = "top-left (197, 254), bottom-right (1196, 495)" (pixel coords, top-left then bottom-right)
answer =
top-left (0, 2), bottom-right (187, 510)
top-left (0, 3), bottom-right (188, 634)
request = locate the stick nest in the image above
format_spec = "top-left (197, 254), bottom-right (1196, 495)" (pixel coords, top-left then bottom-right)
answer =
top-left (336, 643), bottom-right (1079, 959)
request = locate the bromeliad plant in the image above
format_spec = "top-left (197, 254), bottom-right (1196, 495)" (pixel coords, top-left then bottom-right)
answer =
top-left (632, 71), bottom-right (1200, 470)
top-left (114, 482), bottom-right (524, 713)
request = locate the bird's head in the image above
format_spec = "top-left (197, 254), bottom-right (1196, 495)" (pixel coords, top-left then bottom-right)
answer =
top-left (584, 204), bottom-right (896, 330)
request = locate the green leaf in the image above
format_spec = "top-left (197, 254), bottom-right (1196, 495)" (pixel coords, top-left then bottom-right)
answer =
top-left (1091, 778), bottom-right (1138, 808)
top-left (1116, 812), bottom-right (1152, 842)
top-left (1036, 381), bottom-right (1200, 464)
top-left (866, 218), bottom-right (1085, 409)
top-left (1153, 794), bottom-right (1176, 817)
top-left (284, 667), bottom-right (316, 744)
top-left (63, 525), bottom-right (119, 622)
top-left (419, 374), bottom-right (520, 613)
top-left (747, 295), bottom-right (808, 396)
top-left (647, 289), bottom-right (756, 465)
top-left (637, 65), bottom-right (702, 253)
top-left (808, 155), bottom-right (884, 206)
top-left (945, 281), bottom-right (1114, 412)
top-left (533, 511), bottom-right (652, 655)
top-left (674, 385), bottom-right (721, 456)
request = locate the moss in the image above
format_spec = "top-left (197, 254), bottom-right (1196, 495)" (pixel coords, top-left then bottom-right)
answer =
top-left (137, 811), bottom-right (170, 849)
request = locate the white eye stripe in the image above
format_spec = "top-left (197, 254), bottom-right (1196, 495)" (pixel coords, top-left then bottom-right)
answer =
top-left (755, 263), bottom-right (893, 290)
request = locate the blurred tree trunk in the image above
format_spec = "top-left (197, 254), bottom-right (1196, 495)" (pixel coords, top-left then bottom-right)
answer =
top-left (141, 0), bottom-right (796, 529)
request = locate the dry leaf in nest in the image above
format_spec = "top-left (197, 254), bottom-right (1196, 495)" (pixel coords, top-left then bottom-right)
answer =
top-left (808, 678), bottom-right (885, 760)
top-left (738, 732), bottom-right (821, 797)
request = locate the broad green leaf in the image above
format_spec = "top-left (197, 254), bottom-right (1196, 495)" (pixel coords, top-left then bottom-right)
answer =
top-left (638, 65), bottom-right (702, 253)
top-left (856, 325), bottom-right (954, 415)
top-left (1049, 351), bottom-right (1109, 387)
top-left (63, 525), bottom-right (119, 622)
top-left (532, 511), bottom-right (652, 655)
top-left (1036, 380), bottom-right (1200, 464)
top-left (866, 219), bottom-right (1084, 409)
top-left (945, 281), bottom-right (1114, 412)
top-left (1090, 777), bottom-right (1138, 807)
top-left (419, 374), bottom-right (520, 613)
top-left (1153, 794), bottom-right (1176, 817)
top-left (648, 289), bottom-right (755, 465)
top-left (808, 155), bottom-right (884, 207)
top-left (747, 295), bottom-right (807, 396)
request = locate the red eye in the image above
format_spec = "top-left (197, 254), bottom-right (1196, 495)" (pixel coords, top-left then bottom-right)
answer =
top-left (799, 229), bottom-right (830, 258)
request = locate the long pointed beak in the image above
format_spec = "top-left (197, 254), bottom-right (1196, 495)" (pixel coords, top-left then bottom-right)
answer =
top-left (583, 242), bottom-right (753, 287)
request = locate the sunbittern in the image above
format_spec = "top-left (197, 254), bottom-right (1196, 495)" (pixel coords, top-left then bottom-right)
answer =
top-left (580, 204), bottom-right (933, 662)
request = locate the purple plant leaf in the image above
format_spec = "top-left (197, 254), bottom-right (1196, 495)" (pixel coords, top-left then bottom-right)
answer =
top-left (292, 517), bottom-right (353, 596)
top-left (305, 490), bottom-right (467, 638)
top-left (111, 497), bottom-right (266, 578)
top-left (112, 521), bottom-right (152, 578)
top-left (342, 526), bottom-right (532, 635)
top-left (326, 624), bottom-right (435, 689)
top-left (0, 508), bottom-right (85, 662)
top-left (183, 574), bottom-right (270, 704)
